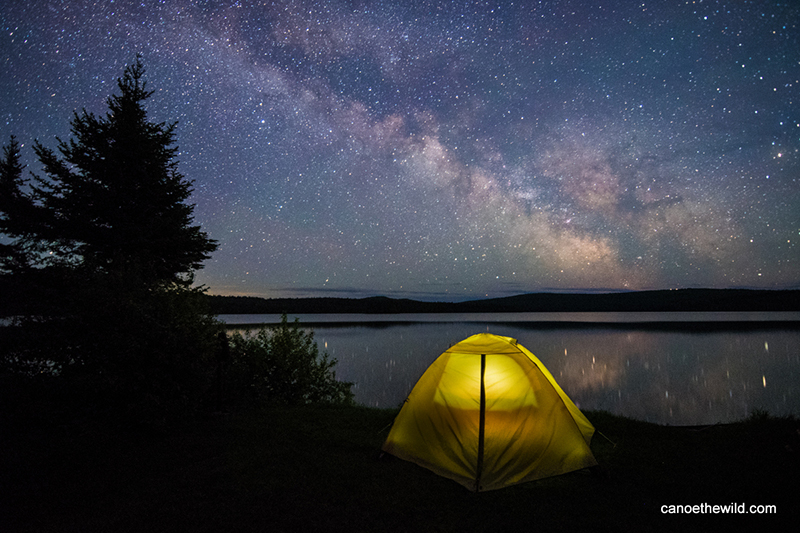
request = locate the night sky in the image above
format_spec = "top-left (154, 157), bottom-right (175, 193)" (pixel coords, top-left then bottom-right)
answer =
top-left (2, 1), bottom-right (798, 301)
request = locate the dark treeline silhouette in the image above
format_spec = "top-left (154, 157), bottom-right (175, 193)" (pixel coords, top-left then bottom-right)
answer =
top-left (0, 57), bottom-right (221, 423)
top-left (0, 57), bottom-right (350, 424)
top-left (206, 288), bottom-right (800, 315)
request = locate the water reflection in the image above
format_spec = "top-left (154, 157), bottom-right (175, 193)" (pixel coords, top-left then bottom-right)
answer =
top-left (312, 323), bottom-right (799, 425)
top-left (226, 316), bottom-right (800, 425)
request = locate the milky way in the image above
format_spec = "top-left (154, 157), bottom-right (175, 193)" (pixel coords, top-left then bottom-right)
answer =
top-left (2, 1), bottom-right (798, 300)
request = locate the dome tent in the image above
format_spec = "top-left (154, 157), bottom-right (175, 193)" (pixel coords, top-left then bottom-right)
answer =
top-left (381, 333), bottom-right (597, 491)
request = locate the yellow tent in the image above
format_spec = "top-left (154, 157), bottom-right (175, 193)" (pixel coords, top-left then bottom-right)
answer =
top-left (381, 333), bottom-right (597, 491)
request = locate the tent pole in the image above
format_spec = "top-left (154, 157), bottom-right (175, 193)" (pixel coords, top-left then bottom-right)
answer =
top-left (475, 353), bottom-right (486, 492)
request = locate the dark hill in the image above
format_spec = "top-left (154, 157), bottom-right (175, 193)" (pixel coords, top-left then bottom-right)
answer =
top-left (206, 289), bottom-right (799, 315)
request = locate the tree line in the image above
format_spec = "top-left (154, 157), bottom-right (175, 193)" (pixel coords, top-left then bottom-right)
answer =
top-left (0, 57), bottom-right (351, 424)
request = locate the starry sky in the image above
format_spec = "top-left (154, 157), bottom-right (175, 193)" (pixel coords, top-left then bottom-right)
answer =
top-left (2, 1), bottom-right (798, 301)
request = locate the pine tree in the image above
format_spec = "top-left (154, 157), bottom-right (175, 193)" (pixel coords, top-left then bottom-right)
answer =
top-left (0, 136), bottom-right (39, 274)
top-left (1, 58), bottom-right (222, 421)
top-left (31, 56), bottom-right (217, 286)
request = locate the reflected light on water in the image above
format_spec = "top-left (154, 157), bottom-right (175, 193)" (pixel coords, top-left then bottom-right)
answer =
top-left (327, 326), bottom-right (798, 425)
top-left (226, 315), bottom-right (800, 425)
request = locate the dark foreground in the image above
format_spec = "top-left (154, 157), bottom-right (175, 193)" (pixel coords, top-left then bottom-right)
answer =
top-left (3, 405), bottom-right (799, 532)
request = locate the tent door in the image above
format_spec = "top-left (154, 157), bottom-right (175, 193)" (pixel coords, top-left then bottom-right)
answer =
top-left (475, 353), bottom-right (486, 492)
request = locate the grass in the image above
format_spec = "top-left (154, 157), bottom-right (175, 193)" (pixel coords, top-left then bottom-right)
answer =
top-left (3, 404), bottom-right (799, 532)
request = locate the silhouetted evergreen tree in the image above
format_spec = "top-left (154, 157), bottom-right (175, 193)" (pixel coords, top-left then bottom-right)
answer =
top-left (0, 58), bottom-right (221, 423)
top-left (31, 57), bottom-right (217, 286)
top-left (0, 136), bottom-right (39, 275)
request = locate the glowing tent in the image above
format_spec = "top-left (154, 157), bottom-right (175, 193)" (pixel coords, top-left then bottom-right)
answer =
top-left (381, 333), bottom-right (597, 491)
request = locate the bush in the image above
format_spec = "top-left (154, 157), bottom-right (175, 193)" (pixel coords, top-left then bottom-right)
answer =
top-left (0, 280), bottom-right (224, 426)
top-left (227, 314), bottom-right (354, 406)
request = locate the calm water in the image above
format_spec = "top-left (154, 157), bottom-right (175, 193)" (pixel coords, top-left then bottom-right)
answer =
top-left (221, 313), bottom-right (800, 425)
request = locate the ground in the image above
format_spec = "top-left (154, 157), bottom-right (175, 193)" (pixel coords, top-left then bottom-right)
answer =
top-left (3, 405), bottom-right (798, 532)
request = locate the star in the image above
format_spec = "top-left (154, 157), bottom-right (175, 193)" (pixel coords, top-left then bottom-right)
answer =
top-left (1, 0), bottom-right (798, 300)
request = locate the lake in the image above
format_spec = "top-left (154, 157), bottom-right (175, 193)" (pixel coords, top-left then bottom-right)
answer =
top-left (220, 312), bottom-right (800, 426)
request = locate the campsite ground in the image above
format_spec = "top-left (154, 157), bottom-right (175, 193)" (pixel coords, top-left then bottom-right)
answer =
top-left (3, 404), bottom-right (799, 532)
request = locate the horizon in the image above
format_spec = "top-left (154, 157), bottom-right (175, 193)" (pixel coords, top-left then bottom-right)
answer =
top-left (207, 285), bottom-right (800, 305)
top-left (3, 1), bottom-right (798, 301)
top-left (206, 282), bottom-right (800, 303)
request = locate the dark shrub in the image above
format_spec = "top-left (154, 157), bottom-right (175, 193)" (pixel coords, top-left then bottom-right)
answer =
top-left (228, 314), bottom-right (354, 406)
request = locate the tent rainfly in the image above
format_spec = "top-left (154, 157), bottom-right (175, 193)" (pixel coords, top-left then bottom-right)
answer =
top-left (381, 333), bottom-right (598, 491)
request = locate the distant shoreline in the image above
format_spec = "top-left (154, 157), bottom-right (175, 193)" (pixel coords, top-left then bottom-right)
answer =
top-left (222, 318), bottom-right (800, 332)
top-left (206, 288), bottom-right (800, 315)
